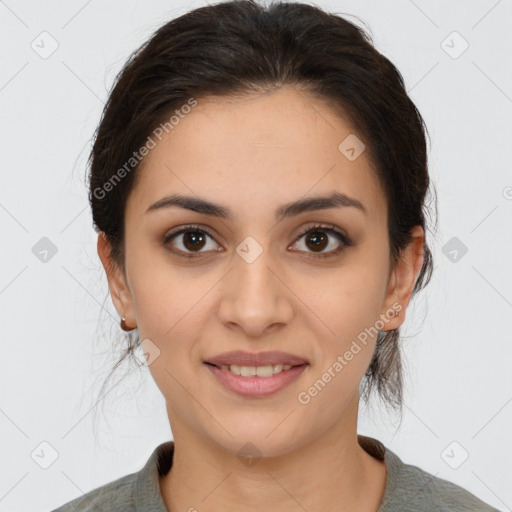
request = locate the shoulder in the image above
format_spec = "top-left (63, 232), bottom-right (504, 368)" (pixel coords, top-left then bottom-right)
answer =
top-left (49, 472), bottom-right (138, 512)
top-left (383, 448), bottom-right (501, 512)
top-left (48, 441), bottom-right (173, 512)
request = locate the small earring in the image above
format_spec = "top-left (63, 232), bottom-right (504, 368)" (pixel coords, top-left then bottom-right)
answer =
top-left (120, 316), bottom-right (136, 332)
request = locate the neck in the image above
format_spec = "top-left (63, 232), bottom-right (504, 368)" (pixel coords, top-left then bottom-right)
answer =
top-left (159, 398), bottom-right (387, 512)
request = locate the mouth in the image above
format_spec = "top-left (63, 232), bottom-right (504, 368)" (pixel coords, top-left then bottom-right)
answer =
top-left (203, 361), bottom-right (309, 397)
top-left (203, 350), bottom-right (309, 370)
top-left (203, 361), bottom-right (308, 377)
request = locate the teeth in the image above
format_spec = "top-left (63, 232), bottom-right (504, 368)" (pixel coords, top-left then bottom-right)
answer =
top-left (218, 364), bottom-right (294, 377)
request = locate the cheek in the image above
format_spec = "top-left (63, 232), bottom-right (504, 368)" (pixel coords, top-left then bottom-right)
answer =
top-left (306, 258), bottom-right (388, 341)
top-left (296, 271), bottom-right (387, 413)
top-left (125, 246), bottom-right (217, 396)
top-left (298, 253), bottom-right (390, 399)
top-left (125, 242), bottom-right (206, 339)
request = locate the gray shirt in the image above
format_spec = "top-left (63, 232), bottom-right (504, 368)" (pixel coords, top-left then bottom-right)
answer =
top-left (50, 435), bottom-right (501, 511)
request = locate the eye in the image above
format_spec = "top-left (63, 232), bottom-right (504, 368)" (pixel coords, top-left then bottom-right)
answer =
top-left (163, 224), bottom-right (221, 259)
top-left (163, 223), bottom-right (352, 260)
top-left (289, 223), bottom-right (352, 259)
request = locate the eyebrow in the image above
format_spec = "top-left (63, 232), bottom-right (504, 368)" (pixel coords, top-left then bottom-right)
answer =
top-left (145, 192), bottom-right (367, 221)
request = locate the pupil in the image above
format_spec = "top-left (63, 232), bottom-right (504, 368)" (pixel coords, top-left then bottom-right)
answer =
top-left (184, 231), bottom-right (205, 251)
top-left (307, 231), bottom-right (327, 251)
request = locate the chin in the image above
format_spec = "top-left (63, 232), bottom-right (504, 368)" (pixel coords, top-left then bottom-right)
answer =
top-left (206, 423), bottom-right (306, 461)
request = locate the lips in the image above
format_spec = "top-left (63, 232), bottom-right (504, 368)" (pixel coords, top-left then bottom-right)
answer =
top-left (204, 350), bottom-right (309, 368)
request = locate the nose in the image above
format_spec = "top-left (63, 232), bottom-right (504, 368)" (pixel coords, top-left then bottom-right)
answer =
top-left (216, 248), bottom-right (294, 338)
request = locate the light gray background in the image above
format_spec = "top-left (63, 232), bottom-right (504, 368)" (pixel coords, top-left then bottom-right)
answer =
top-left (1, 0), bottom-right (511, 511)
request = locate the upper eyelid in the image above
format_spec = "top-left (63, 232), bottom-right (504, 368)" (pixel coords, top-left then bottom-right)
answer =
top-left (294, 223), bottom-right (347, 239)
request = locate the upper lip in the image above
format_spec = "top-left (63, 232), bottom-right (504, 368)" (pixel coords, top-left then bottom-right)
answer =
top-left (204, 350), bottom-right (309, 367)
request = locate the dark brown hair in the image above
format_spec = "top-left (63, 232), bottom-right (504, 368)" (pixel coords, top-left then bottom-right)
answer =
top-left (88, 0), bottom-right (437, 421)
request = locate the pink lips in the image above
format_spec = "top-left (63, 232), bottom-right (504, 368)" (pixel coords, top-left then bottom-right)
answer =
top-left (204, 350), bottom-right (309, 398)
top-left (205, 364), bottom-right (307, 397)
top-left (203, 350), bottom-right (309, 397)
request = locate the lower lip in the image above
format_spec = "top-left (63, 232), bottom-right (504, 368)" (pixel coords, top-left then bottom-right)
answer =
top-left (204, 363), bottom-right (308, 398)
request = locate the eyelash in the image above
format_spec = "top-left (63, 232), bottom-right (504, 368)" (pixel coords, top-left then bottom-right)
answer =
top-left (163, 223), bottom-right (352, 260)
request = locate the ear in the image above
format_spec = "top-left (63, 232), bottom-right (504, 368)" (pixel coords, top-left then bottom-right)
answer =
top-left (380, 225), bottom-right (425, 331)
top-left (97, 232), bottom-right (136, 329)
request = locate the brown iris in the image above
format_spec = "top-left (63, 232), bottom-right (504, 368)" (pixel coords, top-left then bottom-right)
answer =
top-left (304, 230), bottom-right (328, 252)
top-left (183, 231), bottom-right (207, 251)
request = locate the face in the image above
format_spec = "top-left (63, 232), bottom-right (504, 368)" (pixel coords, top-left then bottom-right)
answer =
top-left (98, 86), bottom-right (424, 458)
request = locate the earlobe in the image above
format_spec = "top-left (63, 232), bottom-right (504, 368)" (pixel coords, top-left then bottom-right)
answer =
top-left (380, 225), bottom-right (425, 331)
top-left (97, 232), bottom-right (136, 329)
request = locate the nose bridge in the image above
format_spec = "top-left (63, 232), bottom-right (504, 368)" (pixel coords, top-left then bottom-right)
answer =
top-left (217, 238), bottom-right (293, 336)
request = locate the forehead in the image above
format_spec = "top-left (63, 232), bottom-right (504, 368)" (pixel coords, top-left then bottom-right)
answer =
top-left (128, 86), bottom-right (386, 224)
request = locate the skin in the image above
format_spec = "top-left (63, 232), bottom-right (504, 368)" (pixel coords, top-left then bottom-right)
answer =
top-left (98, 85), bottom-right (424, 512)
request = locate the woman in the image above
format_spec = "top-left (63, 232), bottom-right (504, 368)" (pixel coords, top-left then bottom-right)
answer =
top-left (51, 0), bottom-right (499, 510)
